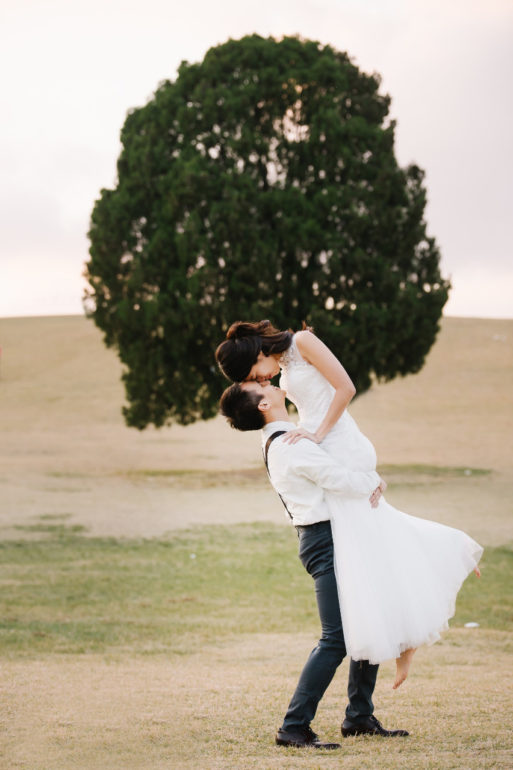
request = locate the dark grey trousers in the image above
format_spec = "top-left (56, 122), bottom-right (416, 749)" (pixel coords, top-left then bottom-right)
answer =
top-left (281, 520), bottom-right (379, 730)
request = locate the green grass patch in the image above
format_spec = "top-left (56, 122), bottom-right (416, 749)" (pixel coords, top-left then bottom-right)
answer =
top-left (46, 465), bottom-right (493, 491)
top-left (120, 468), bottom-right (265, 486)
top-left (14, 523), bottom-right (87, 536)
top-left (0, 523), bottom-right (510, 658)
top-left (379, 464), bottom-right (492, 478)
top-left (47, 468), bottom-right (267, 487)
top-left (38, 513), bottom-right (73, 521)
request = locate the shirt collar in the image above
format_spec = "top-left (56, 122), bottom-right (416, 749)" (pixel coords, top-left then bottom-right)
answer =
top-left (261, 419), bottom-right (296, 444)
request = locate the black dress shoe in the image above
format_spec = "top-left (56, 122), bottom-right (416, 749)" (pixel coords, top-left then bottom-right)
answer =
top-left (276, 725), bottom-right (341, 749)
top-left (341, 715), bottom-right (409, 737)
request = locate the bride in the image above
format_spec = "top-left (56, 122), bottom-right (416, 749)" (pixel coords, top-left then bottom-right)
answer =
top-left (215, 320), bottom-right (483, 688)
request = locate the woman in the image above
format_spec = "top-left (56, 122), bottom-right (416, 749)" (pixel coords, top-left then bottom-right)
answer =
top-left (216, 320), bottom-right (483, 688)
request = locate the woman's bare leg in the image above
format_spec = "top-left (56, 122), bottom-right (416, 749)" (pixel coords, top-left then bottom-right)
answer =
top-left (393, 648), bottom-right (416, 690)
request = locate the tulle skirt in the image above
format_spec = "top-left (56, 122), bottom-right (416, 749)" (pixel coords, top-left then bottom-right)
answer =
top-left (328, 495), bottom-right (483, 664)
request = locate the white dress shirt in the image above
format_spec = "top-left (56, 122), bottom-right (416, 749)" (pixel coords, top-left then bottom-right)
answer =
top-left (261, 420), bottom-right (381, 526)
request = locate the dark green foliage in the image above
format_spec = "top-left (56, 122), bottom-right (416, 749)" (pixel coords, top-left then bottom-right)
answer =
top-left (85, 35), bottom-right (449, 428)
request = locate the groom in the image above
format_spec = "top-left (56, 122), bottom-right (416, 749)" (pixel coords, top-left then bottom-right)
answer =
top-left (219, 380), bottom-right (409, 749)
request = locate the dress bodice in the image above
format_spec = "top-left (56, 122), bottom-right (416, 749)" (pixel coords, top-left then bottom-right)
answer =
top-left (279, 335), bottom-right (335, 427)
top-left (279, 334), bottom-right (377, 471)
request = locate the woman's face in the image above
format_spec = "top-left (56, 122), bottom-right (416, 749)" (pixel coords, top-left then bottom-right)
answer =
top-left (246, 352), bottom-right (280, 382)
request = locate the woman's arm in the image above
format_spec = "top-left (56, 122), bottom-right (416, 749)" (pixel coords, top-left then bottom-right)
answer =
top-left (283, 330), bottom-right (356, 444)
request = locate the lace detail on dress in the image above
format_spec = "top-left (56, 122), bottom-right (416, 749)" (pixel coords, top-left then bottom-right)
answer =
top-left (279, 335), bottom-right (309, 370)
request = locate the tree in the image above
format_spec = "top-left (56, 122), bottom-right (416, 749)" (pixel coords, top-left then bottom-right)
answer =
top-left (85, 34), bottom-right (450, 429)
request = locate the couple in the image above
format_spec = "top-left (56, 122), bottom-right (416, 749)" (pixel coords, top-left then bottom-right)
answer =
top-left (215, 320), bottom-right (483, 750)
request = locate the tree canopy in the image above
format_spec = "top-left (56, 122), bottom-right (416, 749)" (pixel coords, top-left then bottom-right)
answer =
top-left (85, 34), bottom-right (449, 429)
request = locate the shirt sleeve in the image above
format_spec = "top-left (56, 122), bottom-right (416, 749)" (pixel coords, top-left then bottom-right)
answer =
top-left (293, 441), bottom-right (381, 497)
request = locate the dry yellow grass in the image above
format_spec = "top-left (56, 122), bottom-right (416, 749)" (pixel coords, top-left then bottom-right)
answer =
top-left (3, 630), bottom-right (512, 769)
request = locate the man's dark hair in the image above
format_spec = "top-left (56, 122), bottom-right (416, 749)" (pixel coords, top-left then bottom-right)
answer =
top-left (219, 383), bottom-right (266, 431)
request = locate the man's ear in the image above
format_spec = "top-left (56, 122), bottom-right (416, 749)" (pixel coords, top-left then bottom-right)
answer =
top-left (257, 398), bottom-right (270, 413)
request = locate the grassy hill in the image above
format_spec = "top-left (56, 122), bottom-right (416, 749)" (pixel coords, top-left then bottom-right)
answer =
top-left (0, 314), bottom-right (511, 543)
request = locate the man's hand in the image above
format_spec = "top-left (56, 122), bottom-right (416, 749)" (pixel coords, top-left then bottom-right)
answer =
top-left (282, 428), bottom-right (320, 445)
top-left (369, 478), bottom-right (387, 508)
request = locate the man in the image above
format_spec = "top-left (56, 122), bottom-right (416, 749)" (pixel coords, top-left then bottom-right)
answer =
top-left (219, 380), bottom-right (409, 750)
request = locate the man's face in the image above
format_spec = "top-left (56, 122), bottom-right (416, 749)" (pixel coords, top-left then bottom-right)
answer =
top-left (241, 380), bottom-right (286, 410)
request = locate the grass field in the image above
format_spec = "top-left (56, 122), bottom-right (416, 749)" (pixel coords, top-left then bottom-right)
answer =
top-left (1, 522), bottom-right (512, 769)
top-left (0, 314), bottom-right (512, 768)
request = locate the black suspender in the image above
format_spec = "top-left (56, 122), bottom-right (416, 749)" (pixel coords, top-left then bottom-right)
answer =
top-left (263, 430), bottom-right (293, 520)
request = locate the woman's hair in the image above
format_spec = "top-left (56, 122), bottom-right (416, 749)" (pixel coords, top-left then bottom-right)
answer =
top-left (215, 320), bottom-right (293, 382)
top-left (219, 383), bottom-right (266, 431)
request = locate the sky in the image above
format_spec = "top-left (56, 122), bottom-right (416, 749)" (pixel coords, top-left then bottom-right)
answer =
top-left (1, 0), bottom-right (512, 319)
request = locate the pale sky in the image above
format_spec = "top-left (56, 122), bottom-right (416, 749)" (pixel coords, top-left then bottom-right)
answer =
top-left (1, 0), bottom-right (512, 319)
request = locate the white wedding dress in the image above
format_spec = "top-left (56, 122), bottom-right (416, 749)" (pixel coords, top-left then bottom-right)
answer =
top-left (279, 334), bottom-right (483, 664)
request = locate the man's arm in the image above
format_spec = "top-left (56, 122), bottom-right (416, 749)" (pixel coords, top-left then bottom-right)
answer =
top-left (292, 440), bottom-right (382, 498)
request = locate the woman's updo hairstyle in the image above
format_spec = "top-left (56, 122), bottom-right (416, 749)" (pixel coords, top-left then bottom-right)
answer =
top-left (215, 320), bottom-right (293, 382)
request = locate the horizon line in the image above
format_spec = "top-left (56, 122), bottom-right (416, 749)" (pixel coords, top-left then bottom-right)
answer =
top-left (1, 311), bottom-right (512, 322)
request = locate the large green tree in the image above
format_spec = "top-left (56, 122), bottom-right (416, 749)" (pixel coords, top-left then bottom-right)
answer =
top-left (85, 34), bottom-right (449, 429)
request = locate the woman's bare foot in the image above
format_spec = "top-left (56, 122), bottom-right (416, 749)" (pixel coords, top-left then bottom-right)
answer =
top-left (474, 566), bottom-right (481, 577)
top-left (393, 648), bottom-right (416, 690)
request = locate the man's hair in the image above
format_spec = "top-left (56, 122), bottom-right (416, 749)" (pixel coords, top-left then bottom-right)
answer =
top-left (219, 383), bottom-right (265, 431)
